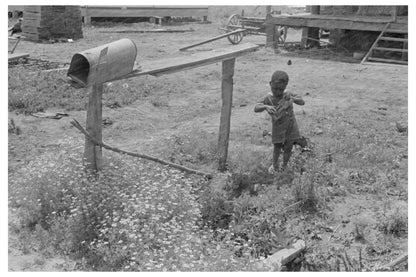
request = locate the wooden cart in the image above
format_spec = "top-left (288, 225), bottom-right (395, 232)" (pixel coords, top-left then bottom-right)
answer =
top-left (222, 13), bottom-right (287, 45)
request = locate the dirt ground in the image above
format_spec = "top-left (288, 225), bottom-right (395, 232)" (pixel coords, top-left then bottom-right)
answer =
top-left (8, 10), bottom-right (408, 271)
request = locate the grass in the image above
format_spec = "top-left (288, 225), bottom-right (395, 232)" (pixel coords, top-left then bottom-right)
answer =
top-left (7, 63), bottom-right (170, 114)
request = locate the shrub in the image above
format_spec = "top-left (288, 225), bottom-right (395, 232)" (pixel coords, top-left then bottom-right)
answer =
top-left (8, 118), bottom-right (22, 135)
top-left (227, 146), bottom-right (273, 197)
top-left (377, 205), bottom-right (408, 236)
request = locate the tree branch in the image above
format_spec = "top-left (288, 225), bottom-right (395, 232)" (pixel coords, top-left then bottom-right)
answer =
top-left (70, 119), bottom-right (213, 179)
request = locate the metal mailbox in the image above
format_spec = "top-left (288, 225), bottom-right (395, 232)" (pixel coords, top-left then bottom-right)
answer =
top-left (67, 38), bottom-right (137, 87)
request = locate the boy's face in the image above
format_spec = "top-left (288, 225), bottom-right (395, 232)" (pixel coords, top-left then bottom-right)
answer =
top-left (270, 78), bottom-right (288, 96)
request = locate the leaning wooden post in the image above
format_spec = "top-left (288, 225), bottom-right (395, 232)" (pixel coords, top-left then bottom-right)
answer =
top-left (83, 47), bottom-right (108, 172)
top-left (218, 58), bottom-right (235, 171)
top-left (83, 83), bottom-right (103, 171)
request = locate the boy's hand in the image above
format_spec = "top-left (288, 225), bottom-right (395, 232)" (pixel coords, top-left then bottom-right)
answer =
top-left (265, 105), bottom-right (276, 115)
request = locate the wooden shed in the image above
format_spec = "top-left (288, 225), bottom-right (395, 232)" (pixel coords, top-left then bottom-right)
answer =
top-left (22, 5), bottom-right (83, 41)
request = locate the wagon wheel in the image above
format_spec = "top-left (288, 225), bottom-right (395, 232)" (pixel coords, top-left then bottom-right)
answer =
top-left (225, 14), bottom-right (244, 45)
top-left (276, 26), bottom-right (288, 44)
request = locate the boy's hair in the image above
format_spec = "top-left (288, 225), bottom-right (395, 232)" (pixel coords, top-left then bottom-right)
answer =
top-left (271, 70), bottom-right (289, 82)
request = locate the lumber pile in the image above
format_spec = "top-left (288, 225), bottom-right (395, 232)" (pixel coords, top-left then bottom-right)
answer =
top-left (22, 6), bottom-right (83, 41)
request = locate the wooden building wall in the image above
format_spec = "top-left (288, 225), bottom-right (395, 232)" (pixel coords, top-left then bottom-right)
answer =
top-left (319, 5), bottom-right (408, 16)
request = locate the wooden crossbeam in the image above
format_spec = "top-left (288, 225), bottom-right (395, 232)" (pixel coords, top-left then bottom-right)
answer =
top-left (373, 46), bottom-right (408, 53)
top-left (380, 36), bottom-right (408, 42)
top-left (367, 57), bottom-right (408, 65)
top-left (118, 42), bottom-right (259, 80)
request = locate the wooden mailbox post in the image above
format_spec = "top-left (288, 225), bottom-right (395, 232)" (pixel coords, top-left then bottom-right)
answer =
top-left (68, 40), bottom-right (259, 172)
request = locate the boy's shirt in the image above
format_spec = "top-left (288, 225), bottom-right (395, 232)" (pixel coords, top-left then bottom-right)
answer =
top-left (257, 91), bottom-right (301, 144)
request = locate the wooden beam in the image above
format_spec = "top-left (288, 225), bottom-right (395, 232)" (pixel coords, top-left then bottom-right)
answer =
top-left (8, 53), bottom-right (29, 61)
top-left (83, 47), bottom-right (108, 171)
top-left (179, 29), bottom-right (246, 51)
top-left (119, 43), bottom-right (259, 80)
top-left (218, 58), bottom-right (235, 171)
top-left (266, 15), bottom-right (407, 33)
top-left (367, 57), bottom-right (408, 65)
top-left (84, 84), bottom-right (103, 171)
top-left (402, 34), bottom-right (408, 61)
top-left (391, 6), bottom-right (398, 22)
top-left (361, 22), bottom-right (390, 64)
top-left (265, 23), bottom-right (277, 49)
top-left (80, 5), bottom-right (208, 18)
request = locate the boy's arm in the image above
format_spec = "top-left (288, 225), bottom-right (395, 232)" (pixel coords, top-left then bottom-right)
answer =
top-left (254, 96), bottom-right (276, 114)
top-left (254, 103), bottom-right (276, 114)
top-left (288, 93), bottom-right (305, 105)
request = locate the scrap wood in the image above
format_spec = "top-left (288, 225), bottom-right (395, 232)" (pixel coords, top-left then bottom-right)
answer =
top-left (31, 112), bottom-right (69, 119)
top-left (377, 253), bottom-right (408, 271)
top-left (8, 52), bottom-right (29, 61)
top-left (70, 119), bottom-right (213, 179)
top-left (259, 240), bottom-right (306, 271)
top-left (100, 28), bottom-right (194, 33)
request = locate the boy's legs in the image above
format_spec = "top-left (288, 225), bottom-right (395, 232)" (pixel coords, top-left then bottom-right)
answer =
top-left (273, 143), bottom-right (283, 170)
top-left (282, 140), bottom-right (294, 169)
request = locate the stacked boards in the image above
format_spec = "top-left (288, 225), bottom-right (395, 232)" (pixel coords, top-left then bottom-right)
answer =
top-left (22, 6), bottom-right (83, 41)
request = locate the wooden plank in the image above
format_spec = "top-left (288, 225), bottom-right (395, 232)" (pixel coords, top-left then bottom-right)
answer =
top-left (361, 23), bottom-right (390, 64)
top-left (22, 18), bottom-right (42, 27)
top-left (23, 6), bottom-right (42, 13)
top-left (373, 46), bottom-right (408, 52)
top-left (8, 5), bottom-right (24, 12)
top-left (8, 53), bottom-right (29, 61)
top-left (259, 240), bottom-right (306, 271)
top-left (368, 57), bottom-right (408, 64)
top-left (361, 61), bottom-right (408, 67)
top-left (380, 36), bottom-right (408, 42)
top-left (179, 29), bottom-right (245, 51)
top-left (402, 34), bottom-right (408, 61)
top-left (218, 58), bottom-right (235, 171)
top-left (119, 43), bottom-right (259, 80)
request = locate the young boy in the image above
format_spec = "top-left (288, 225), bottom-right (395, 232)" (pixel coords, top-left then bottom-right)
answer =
top-left (254, 70), bottom-right (305, 173)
